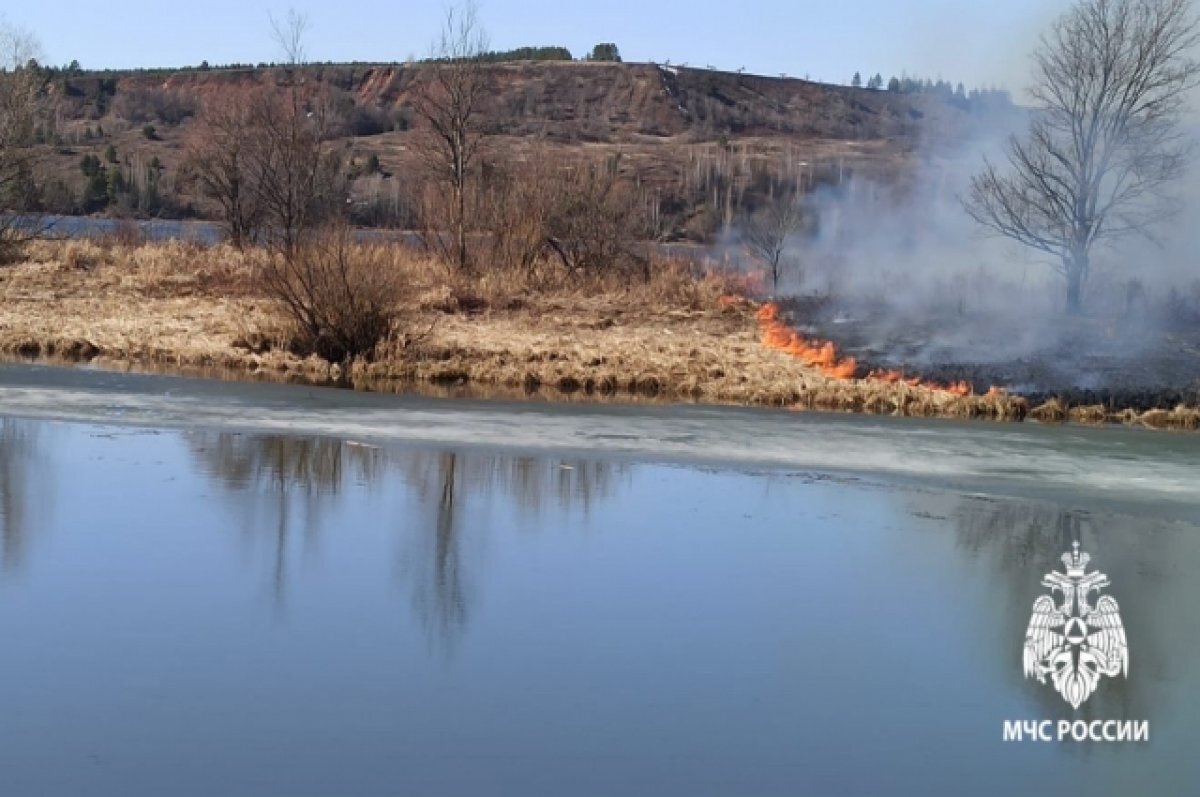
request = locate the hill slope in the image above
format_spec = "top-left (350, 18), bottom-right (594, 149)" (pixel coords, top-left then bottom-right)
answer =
top-left (34, 61), bottom-right (1015, 237)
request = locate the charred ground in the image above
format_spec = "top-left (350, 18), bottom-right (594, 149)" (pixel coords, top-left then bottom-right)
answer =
top-left (791, 295), bottom-right (1200, 412)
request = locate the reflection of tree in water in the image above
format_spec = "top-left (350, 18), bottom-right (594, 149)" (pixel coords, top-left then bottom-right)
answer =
top-left (0, 419), bottom-right (42, 574)
top-left (468, 455), bottom-right (628, 519)
top-left (401, 452), bottom-right (467, 649)
top-left (187, 431), bottom-right (629, 650)
top-left (954, 497), bottom-right (1173, 723)
top-left (396, 450), bottom-right (630, 653)
top-left (955, 498), bottom-right (1083, 575)
top-left (186, 432), bottom-right (384, 608)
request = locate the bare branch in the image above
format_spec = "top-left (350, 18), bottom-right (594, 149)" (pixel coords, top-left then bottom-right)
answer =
top-left (741, 191), bottom-right (806, 291)
top-left (0, 20), bottom-right (41, 70)
top-left (0, 23), bottom-right (46, 262)
top-left (411, 1), bottom-right (490, 272)
top-left (269, 8), bottom-right (310, 66)
top-left (965, 0), bottom-right (1200, 312)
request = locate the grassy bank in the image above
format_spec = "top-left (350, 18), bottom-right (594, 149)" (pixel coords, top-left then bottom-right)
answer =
top-left (0, 238), bottom-right (1195, 429)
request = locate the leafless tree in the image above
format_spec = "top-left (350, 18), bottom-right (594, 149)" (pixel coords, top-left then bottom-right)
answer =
top-left (181, 87), bottom-right (264, 247)
top-left (0, 20), bottom-right (39, 68)
top-left (412, 1), bottom-right (489, 272)
top-left (966, 0), bottom-right (1200, 314)
top-left (244, 85), bottom-right (345, 257)
top-left (542, 156), bottom-right (653, 282)
top-left (742, 190), bottom-right (805, 291)
top-left (0, 22), bottom-right (44, 262)
top-left (478, 157), bottom-right (561, 278)
top-left (269, 8), bottom-right (310, 66)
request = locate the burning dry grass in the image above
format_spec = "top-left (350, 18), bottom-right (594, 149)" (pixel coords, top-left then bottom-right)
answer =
top-left (0, 239), bottom-right (1194, 429)
top-left (750, 301), bottom-right (1024, 420)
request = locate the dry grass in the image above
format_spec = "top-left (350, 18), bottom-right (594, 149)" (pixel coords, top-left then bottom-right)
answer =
top-left (2, 239), bottom-right (1196, 430)
top-left (1027, 397), bottom-right (1200, 430)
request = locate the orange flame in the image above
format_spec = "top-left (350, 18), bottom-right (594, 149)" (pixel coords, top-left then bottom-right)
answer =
top-left (754, 302), bottom-right (991, 397)
top-left (756, 303), bottom-right (860, 380)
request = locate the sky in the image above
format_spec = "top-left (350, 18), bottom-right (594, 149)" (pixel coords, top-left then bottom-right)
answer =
top-left (6, 0), bottom-right (1074, 91)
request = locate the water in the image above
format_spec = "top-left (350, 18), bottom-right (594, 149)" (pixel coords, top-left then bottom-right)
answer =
top-left (1, 364), bottom-right (1198, 796)
top-left (29, 214), bottom-right (224, 244)
top-left (25, 215), bottom-right (706, 258)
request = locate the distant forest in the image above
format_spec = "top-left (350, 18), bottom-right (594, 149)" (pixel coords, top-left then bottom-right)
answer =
top-left (19, 43), bottom-right (624, 79)
top-left (850, 71), bottom-right (1012, 107)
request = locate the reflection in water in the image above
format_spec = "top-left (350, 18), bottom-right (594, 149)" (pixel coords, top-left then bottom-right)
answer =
top-left (187, 431), bottom-right (630, 647)
top-left (953, 498), bottom-right (1171, 722)
top-left (393, 450), bottom-right (631, 651)
top-left (401, 451), bottom-right (468, 649)
top-left (186, 433), bottom-right (384, 608)
top-left (955, 498), bottom-right (1082, 574)
top-left (0, 420), bottom-right (41, 573)
top-left (5, 416), bottom-right (1200, 795)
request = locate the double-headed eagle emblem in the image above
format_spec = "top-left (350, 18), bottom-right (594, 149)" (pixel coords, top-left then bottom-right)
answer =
top-left (1023, 542), bottom-right (1128, 709)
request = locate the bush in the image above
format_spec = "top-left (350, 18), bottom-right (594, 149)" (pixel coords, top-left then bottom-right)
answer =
top-left (259, 227), bottom-right (407, 362)
top-left (142, 124), bottom-right (158, 140)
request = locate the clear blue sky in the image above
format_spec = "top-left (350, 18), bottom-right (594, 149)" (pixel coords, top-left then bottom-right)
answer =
top-left (8, 0), bottom-right (1072, 90)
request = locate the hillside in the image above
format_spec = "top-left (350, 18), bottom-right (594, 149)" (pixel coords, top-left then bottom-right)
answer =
top-left (32, 60), bottom-right (1015, 238)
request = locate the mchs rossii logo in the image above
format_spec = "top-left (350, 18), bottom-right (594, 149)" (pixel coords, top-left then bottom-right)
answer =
top-left (1003, 542), bottom-right (1147, 743)
top-left (1023, 541), bottom-right (1128, 709)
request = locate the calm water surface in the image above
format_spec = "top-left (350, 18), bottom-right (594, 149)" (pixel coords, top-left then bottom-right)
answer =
top-left (0, 366), bottom-right (1198, 796)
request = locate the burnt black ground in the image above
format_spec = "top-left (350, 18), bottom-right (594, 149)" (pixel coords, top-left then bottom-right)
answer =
top-left (785, 296), bottom-right (1200, 411)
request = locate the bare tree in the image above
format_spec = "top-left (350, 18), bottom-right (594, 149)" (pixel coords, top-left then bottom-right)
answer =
top-left (181, 87), bottom-right (264, 247)
top-left (412, 1), bottom-right (489, 272)
top-left (0, 22), bottom-right (44, 262)
top-left (966, 0), bottom-right (1200, 313)
top-left (742, 190), bottom-right (805, 291)
top-left (0, 19), bottom-right (39, 68)
top-left (269, 8), bottom-right (310, 66)
top-left (245, 85), bottom-right (345, 257)
top-left (542, 156), bottom-right (653, 282)
top-left (478, 156), bottom-right (562, 278)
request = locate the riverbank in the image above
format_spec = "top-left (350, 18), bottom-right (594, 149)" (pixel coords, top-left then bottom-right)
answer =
top-left (1, 239), bottom-right (1196, 429)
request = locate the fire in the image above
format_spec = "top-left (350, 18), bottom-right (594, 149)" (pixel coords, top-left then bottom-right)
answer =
top-left (867, 369), bottom-right (922, 387)
top-left (756, 303), bottom-right (860, 380)
top-left (754, 302), bottom-right (993, 398)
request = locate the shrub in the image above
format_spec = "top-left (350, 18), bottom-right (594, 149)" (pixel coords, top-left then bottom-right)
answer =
top-left (258, 227), bottom-right (407, 362)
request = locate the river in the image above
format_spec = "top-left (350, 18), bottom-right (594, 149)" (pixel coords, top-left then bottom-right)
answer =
top-left (0, 363), bottom-right (1197, 796)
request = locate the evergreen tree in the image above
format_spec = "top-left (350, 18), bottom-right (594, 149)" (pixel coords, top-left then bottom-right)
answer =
top-left (588, 43), bottom-right (621, 62)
